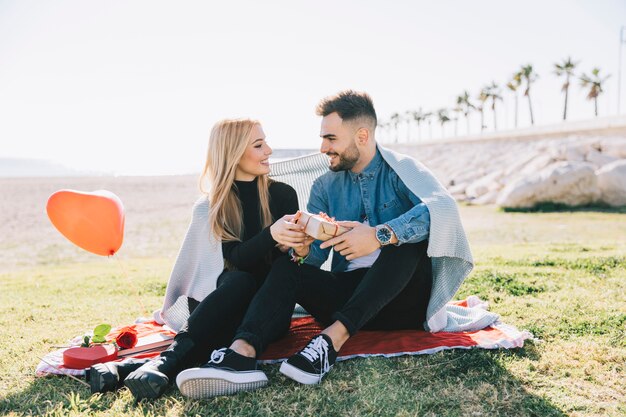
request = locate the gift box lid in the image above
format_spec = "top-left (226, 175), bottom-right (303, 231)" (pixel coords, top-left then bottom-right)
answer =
top-left (62, 344), bottom-right (118, 369)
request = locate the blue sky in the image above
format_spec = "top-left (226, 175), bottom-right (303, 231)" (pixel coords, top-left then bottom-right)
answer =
top-left (1, 0), bottom-right (625, 175)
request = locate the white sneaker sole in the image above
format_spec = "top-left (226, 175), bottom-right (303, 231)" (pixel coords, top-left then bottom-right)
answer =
top-left (279, 361), bottom-right (331, 385)
top-left (176, 367), bottom-right (268, 399)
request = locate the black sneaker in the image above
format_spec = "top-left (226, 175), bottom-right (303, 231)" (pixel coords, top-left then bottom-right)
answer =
top-left (88, 358), bottom-right (150, 393)
top-left (279, 334), bottom-right (337, 384)
top-left (175, 348), bottom-right (268, 399)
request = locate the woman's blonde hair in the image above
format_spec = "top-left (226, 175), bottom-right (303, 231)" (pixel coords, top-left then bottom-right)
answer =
top-left (200, 118), bottom-right (273, 242)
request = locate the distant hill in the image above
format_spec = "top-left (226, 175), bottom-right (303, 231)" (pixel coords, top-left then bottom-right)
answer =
top-left (0, 150), bottom-right (319, 178)
top-left (0, 158), bottom-right (87, 178)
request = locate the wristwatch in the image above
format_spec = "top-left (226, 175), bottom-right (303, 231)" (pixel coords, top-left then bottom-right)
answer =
top-left (375, 224), bottom-right (394, 246)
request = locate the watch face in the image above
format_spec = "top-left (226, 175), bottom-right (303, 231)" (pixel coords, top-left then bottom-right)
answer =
top-left (376, 226), bottom-right (392, 244)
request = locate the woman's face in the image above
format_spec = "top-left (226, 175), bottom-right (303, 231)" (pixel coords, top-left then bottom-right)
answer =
top-left (235, 124), bottom-right (272, 181)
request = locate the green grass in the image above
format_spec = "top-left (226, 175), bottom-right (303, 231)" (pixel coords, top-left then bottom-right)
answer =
top-left (1, 206), bottom-right (625, 416)
top-left (500, 202), bottom-right (626, 213)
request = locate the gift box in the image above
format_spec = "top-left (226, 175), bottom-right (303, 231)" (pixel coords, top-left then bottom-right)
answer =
top-left (294, 211), bottom-right (350, 241)
top-left (63, 344), bottom-right (118, 369)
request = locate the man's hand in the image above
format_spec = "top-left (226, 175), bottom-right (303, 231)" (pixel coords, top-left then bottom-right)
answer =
top-left (319, 221), bottom-right (380, 261)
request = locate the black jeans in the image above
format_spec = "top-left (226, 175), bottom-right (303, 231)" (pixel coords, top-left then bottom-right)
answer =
top-left (175, 270), bottom-right (264, 365)
top-left (234, 240), bottom-right (432, 355)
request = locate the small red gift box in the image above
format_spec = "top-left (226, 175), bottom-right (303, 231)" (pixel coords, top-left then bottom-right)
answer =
top-left (63, 344), bottom-right (118, 369)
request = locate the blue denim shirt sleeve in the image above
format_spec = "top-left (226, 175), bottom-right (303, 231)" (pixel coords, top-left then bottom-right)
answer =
top-left (303, 178), bottom-right (332, 267)
top-left (385, 176), bottom-right (430, 245)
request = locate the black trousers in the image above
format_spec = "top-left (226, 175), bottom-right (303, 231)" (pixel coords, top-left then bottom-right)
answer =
top-left (234, 240), bottom-right (432, 355)
top-left (175, 270), bottom-right (264, 365)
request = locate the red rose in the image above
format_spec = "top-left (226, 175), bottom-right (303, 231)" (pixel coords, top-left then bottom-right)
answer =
top-left (115, 327), bottom-right (138, 349)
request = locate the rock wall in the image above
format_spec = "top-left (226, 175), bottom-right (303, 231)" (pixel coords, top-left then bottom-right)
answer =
top-left (391, 136), bottom-right (626, 208)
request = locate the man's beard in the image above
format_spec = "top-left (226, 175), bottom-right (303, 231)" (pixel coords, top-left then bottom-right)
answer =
top-left (328, 142), bottom-right (360, 172)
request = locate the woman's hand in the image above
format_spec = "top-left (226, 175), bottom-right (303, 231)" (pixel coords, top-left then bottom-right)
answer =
top-left (270, 214), bottom-right (309, 248)
top-left (277, 238), bottom-right (313, 255)
top-left (292, 236), bottom-right (315, 256)
top-left (275, 244), bottom-right (290, 253)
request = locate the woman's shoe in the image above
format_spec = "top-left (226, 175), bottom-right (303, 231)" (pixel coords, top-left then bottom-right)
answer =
top-left (124, 337), bottom-right (195, 400)
top-left (88, 358), bottom-right (150, 393)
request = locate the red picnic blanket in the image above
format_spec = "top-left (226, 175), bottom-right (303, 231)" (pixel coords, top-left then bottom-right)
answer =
top-left (36, 299), bottom-right (531, 377)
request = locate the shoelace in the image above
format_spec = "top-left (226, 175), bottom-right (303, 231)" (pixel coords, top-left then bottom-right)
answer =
top-left (208, 348), bottom-right (227, 365)
top-left (301, 336), bottom-right (330, 380)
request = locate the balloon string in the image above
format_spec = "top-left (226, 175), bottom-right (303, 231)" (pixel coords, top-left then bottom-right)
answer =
top-left (111, 254), bottom-right (151, 319)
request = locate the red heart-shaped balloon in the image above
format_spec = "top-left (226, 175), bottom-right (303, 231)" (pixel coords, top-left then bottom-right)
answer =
top-left (47, 190), bottom-right (125, 256)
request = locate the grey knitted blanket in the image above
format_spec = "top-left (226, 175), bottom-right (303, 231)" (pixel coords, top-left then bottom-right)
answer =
top-left (155, 145), bottom-right (499, 332)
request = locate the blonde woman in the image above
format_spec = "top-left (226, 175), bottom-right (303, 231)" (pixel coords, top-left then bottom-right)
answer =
top-left (90, 119), bottom-right (307, 399)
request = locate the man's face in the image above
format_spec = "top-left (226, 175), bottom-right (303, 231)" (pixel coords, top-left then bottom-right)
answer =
top-left (319, 112), bottom-right (360, 172)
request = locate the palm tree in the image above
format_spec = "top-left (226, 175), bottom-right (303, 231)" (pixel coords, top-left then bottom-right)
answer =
top-left (425, 111), bottom-right (433, 140)
top-left (477, 88), bottom-right (489, 132)
top-left (554, 57), bottom-right (579, 120)
top-left (456, 91), bottom-right (474, 135)
top-left (580, 68), bottom-right (611, 116)
top-left (520, 64), bottom-right (539, 125)
top-left (506, 71), bottom-right (522, 128)
top-left (452, 105), bottom-right (462, 136)
top-left (410, 108), bottom-right (428, 141)
top-left (404, 110), bottom-right (414, 142)
top-left (437, 108), bottom-right (450, 138)
top-left (390, 112), bottom-right (401, 143)
top-left (484, 81), bottom-right (503, 130)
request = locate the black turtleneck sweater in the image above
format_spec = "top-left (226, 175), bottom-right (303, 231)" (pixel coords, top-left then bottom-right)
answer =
top-left (222, 178), bottom-right (299, 278)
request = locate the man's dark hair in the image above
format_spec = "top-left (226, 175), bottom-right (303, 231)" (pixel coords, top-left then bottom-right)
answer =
top-left (315, 90), bottom-right (377, 127)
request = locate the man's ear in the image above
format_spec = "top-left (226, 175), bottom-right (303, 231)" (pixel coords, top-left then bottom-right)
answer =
top-left (356, 127), bottom-right (370, 145)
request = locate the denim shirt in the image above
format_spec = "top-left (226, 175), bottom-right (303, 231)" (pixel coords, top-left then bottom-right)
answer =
top-left (305, 148), bottom-right (430, 272)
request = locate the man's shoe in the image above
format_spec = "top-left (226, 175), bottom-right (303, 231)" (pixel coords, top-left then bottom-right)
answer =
top-left (176, 348), bottom-right (268, 399)
top-left (88, 358), bottom-right (150, 393)
top-left (279, 334), bottom-right (337, 385)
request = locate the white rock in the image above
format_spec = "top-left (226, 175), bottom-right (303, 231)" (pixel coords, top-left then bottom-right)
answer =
top-left (596, 159), bottom-right (626, 206)
top-left (504, 150), bottom-right (542, 177)
top-left (449, 170), bottom-right (483, 187)
top-left (550, 140), bottom-right (594, 162)
top-left (588, 139), bottom-right (602, 152)
top-left (585, 148), bottom-right (619, 168)
top-left (472, 189), bottom-right (500, 205)
top-left (599, 138), bottom-right (626, 158)
top-left (465, 170), bottom-right (504, 199)
top-left (448, 182), bottom-right (470, 199)
top-left (564, 144), bottom-right (588, 162)
top-left (447, 182), bottom-right (469, 193)
top-left (496, 161), bottom-right (600, 208)
top-left (520, 153), bottom-right (555, 176)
